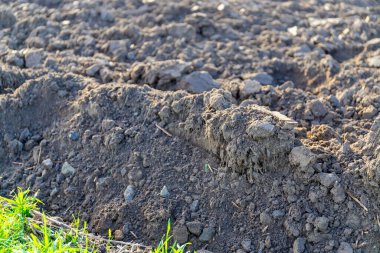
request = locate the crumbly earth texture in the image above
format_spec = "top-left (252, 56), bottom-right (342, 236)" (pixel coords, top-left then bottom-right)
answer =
top-left (0, 0), bottom-right (380, 252)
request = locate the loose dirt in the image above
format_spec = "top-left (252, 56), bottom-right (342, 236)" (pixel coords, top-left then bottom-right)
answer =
top-left (1, 0), bottom-right (380, 252)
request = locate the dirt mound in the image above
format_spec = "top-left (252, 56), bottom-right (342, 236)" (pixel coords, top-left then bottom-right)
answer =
top-left (1, 0), bottom-right (380, 252)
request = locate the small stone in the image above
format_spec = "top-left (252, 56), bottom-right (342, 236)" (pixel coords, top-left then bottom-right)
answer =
top-left (173, 225), bottom-right (189, 244)
top-left (368, 56), bottom-right (380, 68)
top-left (190, 199), bottom-right (199, 212)
top-left (293, 237), bottom-right (306, 253)
top-left (289, 146), bottom-right (316, 169)
top-left (318, 173), bottom-right (339, 188)
top-left (122, 223), bottom-right (130, 234)
top-left (362, 105), bottom-right (377, 119)
top-left (260, 211), bottom-right (272, 225)
top-left (50, 187), bottom-right (58, 197)
top-left (239, 80), bottom-right (261, 99)
top-left (308, 99), bottom-right (328, 118)
top-left (331, 182), bottom-right (346, 203)
top-left (114, 230), bottom-right (124, 240)
top-left (180, 71), bottom-right (220, 93)
top-left (186, 221), bottom-right (202, 236)
top-left (68, 131), bottom-right (80, 141)
top-left (86, 64), bottom-right (102, 77)
top-left (128, 168), bottom-right (143, 182)
top-left (197, 250), bottom-right (213, 253)
top-left (272, 210), bottom-right (285, 218)
top-left (123, 185), bottom-right (136, 203)
top-left (342, 142), bottom-right (351, 154)
top-left (337, 242), bottom-right (353, 253)
top-left (160, 185), bottom-right (170, 198)
top-left (42, 159), bottom-right (53, 170)
top-left (101, 119), bottom-right (116, 131)
top-left (247, 122), bottom-right (275, 139)
top-left (19, 128), bottom-right (31, 142)
top-left (328, 95), bottom-right (341, 108)
top-left (241, 239), bottom-right (251, 251)
top-left (61, 162), bottom-right (76, 175)
top-left (8, 139), bottom-right (23, 155)
top-left (314, 216), bottom-right (329, 232)
top-left (25, 49), bottom-right (44, 68)
top-left (0, 9), bottom-right (16, 29)
top-left (24, 139), bottom-right (37, 151)
top-left (199, 227), bottom-right (215, 242)
top-left (100, 10), bottom-right (115, 22)
top-left (249, 72), bottom-right (274, 85)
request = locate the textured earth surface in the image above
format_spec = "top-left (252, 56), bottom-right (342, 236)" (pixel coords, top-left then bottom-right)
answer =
top-left (1, 0), bottom-right (380, 252)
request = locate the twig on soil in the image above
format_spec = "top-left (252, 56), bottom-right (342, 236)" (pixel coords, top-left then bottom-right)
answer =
top-left (155, 123), bottom-right (172, 137)
top-left (12, 162), bottom-right (23, 166)
top-left (346, 191), bottom-right (368, 212)
top-left (130, 231), bottom-right (138, 239)
top-left (231, 201), bottom-right (241, 209)
top-left (376, 215), bottom-right (380, 229)
top-left (31, 210), bottom-right (151, 250)
top-left (36, 145), bottom-right (42, 165)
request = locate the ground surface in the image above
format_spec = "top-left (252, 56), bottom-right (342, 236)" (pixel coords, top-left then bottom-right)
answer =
top-left (1, 0), bottom-right (380, 252)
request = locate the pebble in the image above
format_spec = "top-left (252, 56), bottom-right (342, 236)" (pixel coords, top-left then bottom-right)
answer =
top-left (41, 159), bottom-right (53, 170)
top-left (293, 237), bottom-right (306, 253)
top-left (190, 199), bottom-right (200, 212)
top-left (123, 185), bottom-right (136, 203)
top-left (173, 225), bottom-right (189, 244)
top-left (367, 56), bottom-right (380, 68)
top-left (101, 119), bottom-right (116, 131)
top-left (19, 128), bottom-right (31, 142)
top-left (127, 168), bottom-right (143, 182)
top-left (0, 9), bottom-right (16, 29)
top-left (308, 99), bottom-right (328, 118)
top-left (180, 71), bottom-right (220, 93)
top-left (272, 209), bottom-right (285, 218)
top-left (186, 221), bottom-right (203, 236)
top-left (249, 72), bottom-right (274, 85)
top-left (331, 182), bottom-right (346, 203)
top-left (342, 142), bottom-right (352, 154)
top-left (8, 139), bottom-right (23, 155)
top-left (241, 239), bottom-right (251, 251)
top-left (68, 131), bottom-right (80, 141)
top-left (61, 162), bottom-right (76, 175)
top-left (114, 230), bottom-right (124, 240)
top-left (260, 211), bottom-right (272, 225)
top-left (318, 173), bottom-right (339, 188)
top-left (239, 80), bottom-right (261, 99)
top-left (199, 227), bottom-right (215, 242)
top-left (197, 250), bottom-right (213, 253)
top-left (160, 185), bottom-right (170, 198)
top-left (314, 216), bottom-right (329, 232)
top-left (86, 64), bottom-right (102, 77)
top-left (337, 242), bottom-right (353, 253)
top-left (362, 105), bottom-right (377, 119)
top-left (25, 49), bottom-right (44, 68)
top-left (289, 146), bottom-right (316, 170)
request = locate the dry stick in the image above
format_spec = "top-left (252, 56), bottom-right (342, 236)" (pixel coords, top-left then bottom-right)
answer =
top-left (31, 210), bottom-right (151, 249)
top-left (346, 191), bottom-right (368, 212)
top-left (155, 123), bottom-right (172, 137)
top-left (36, 145), bottom-right (42, 165)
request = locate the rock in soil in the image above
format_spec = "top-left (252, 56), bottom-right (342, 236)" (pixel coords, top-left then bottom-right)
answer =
top-left (0, 0), bottom-right (380, 252)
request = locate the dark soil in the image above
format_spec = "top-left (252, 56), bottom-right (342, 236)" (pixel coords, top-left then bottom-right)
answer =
top-left (1, 0), bottom-right (380, 252)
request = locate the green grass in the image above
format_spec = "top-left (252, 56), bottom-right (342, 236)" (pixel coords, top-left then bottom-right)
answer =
top-left (151, 220), bottom-right (193, 253)
top-left (0, 188), bottom-right (194, 253)
top-left (0, 188), bottom-right (96, 253)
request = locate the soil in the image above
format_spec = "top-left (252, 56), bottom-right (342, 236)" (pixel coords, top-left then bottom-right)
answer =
top-left (1, 0), bottom-right (380, 252)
